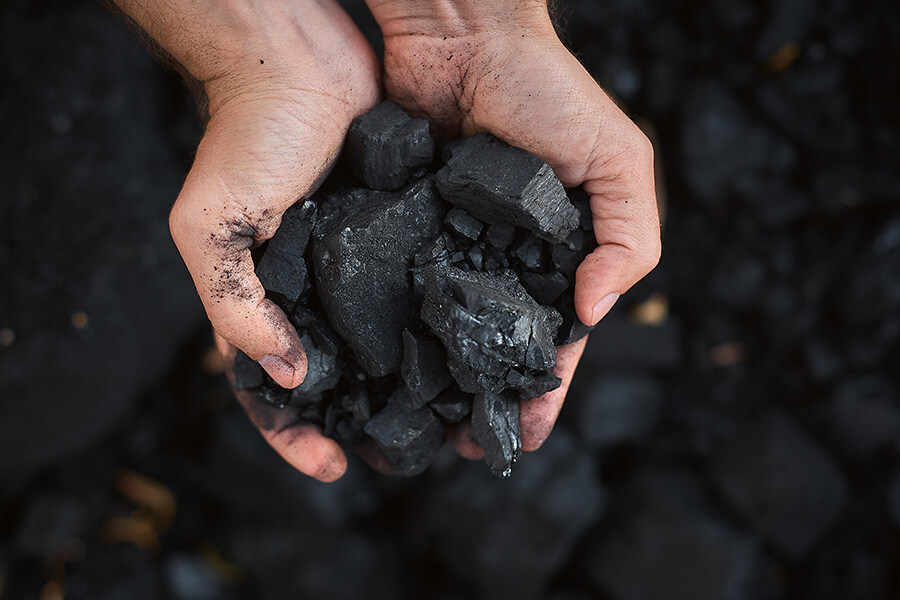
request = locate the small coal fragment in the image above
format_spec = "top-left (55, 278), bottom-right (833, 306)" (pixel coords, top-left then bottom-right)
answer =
top-left (520, 271), bottom-right (570, 306)
top-left (710, 412), bottom-right (848, 560)
top-left (363, 389), bottom-right (445, 476)
top-left (290, 332), bottom-right (340, 400)
top-left (567, 187), bottom-right (594, 231)
top-left (401, 329), bottom-right (452, 408)
top-left (255, 200), bottom-right (316, 310)
top-left (444, 208), bottom-right (484, 240)
top-left (345, 100), bottom-right (435, 191)
top-left (466, 244), bottom-right (484, 270)
top-left (290, 306), bottom-right (341, 356)
top-left (512, 234), bottom-right (547, 271)
top-left (553, 291), bottom-right (594, 346)
top-left (518, 372), bottom-right (562, 400)
top-left (312, 176), bottom-right (444, 376)
top-left (471, 390), bottom-right (521, 477)
top-left (436, 133), bottom-right (580, 243)
top-left (484, 223), bottom-right (516, 250)
top-left (257, 381), bottom-right (289, 409)
top-left (233, 350), bottom-right (263, 390)
top-left (419, 266), bottom-right (561, 393)
top-left (429, 390), bottom-right (472, 423)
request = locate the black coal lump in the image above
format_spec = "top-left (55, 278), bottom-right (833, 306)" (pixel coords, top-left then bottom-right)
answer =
top-left (520, 271), bottom-right (570, 306)
top-left (444, 208), bottom-right (484, 240)
top-left (512, 234), bottom-right (547, 271)
top-left (312, 175), bottom-right (444, 376)
top-left (435, 133), bottom-right (580, 243)
top-left (345, 100), bottom-right (435, 191)
top-left (290, 332), bottom-right (340, 400)
top-left (484, 223), bottom-right (516, 250)
top-left (419, 265), bottom-right (561, 394)
top-left (518, 372), bottom-right (563, 400)
top-left (567, 187), bottom-right (594, 231)
top-left (553, 290), bottom-right (595, 346)
top-left (363, 389), bottom-right (445, 476)
top-left (233, 350), bottom-right (263, 390)
top-left (401, 329), bottom-right (452, 408)
top-left (257, 379), bottom-right (289, 409)
top-left (471, 390), bottom-right (521, 477)
top-left (429, 390), bottom-right (472, 423)
top-left (255, 200), bottom-right (316, 310)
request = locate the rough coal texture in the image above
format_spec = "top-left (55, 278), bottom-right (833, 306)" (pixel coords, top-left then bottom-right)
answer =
top-left (344, 100), bottom-right (434, 191)
top-left (471, 391), bottom-right (521, 477)
top-left (436, 133), bottom-right (580, 243)
top-left (5, 0), bottom-right (900, 598)
top-left (362, 389), bottom-right (445, 476)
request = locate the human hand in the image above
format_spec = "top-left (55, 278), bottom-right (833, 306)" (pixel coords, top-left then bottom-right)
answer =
top-left (112, 0), bottom-right (381, 480)
top-left (366, 0), bottom-right (661, 455)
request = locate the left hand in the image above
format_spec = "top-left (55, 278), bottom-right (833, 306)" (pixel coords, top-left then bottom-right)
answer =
top-left (366, 0), bottom-right (661, 454)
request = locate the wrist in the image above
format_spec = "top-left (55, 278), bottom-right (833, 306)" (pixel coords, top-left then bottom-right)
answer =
top-left (366, 0), bottom-right (555, 40)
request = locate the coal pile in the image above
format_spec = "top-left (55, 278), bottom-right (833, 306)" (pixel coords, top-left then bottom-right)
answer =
top-left (239, 101), bottom-right (596, 477)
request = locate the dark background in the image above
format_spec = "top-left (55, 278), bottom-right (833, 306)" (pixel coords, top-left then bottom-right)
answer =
top-left (1, 0), bottom-right (899, 598)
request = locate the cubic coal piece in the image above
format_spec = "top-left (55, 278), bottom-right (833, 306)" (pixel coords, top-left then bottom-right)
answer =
top-left (471, 391), bottom-right (521, 477)
top-left (363, 389), bottom-right (445, 476)
top-left (444, 208), bottom-right (484, 240)
top-left (233, 350), bottom-right (263, 390)
top-left (312, 176), bottom-right (444, 376)
top-left (289, 332), bottom-right (340, 400)
top-left (255, 200), bottom-right (316, 309)
top-left (345, 100), bottom-right (435, 191)
top-left (401, 329), bottom-right (453, 408)
top-left (436, 133), bottom-right (580, 243)
top-left (520, 271), bottom-right (569, 306)
top-left (419, 265), bottom-right (562, 394)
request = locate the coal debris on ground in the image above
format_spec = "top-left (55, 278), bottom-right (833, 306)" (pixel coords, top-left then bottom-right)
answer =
top-left (243, 102), bottom-right (596, 477)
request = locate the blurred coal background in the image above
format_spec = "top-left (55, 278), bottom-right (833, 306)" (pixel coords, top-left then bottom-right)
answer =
top-left (1, 0), bottom-right (899, 598)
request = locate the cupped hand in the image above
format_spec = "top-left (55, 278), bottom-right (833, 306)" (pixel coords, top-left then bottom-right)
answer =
top-left (370, 2), bottom-right (661, 455)
top-left (113, 0), bottom-right (381, 480)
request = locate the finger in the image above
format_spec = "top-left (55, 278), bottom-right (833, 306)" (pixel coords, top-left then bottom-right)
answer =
top-left (447, 420), bottom-right (485, 460)
top-left (575, 128), bottom-right (661, 326)
top-left (519, 335), bottom-right (588, 451)
top-left (217, 333), bottom-right (348, 482)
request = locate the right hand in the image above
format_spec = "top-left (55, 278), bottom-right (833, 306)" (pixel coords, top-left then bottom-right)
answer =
top-left (113, 0), bottom-right (381, 481)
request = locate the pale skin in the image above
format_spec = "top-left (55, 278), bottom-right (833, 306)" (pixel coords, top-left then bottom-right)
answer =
top-left (112, 0), bottom-right (660, 481)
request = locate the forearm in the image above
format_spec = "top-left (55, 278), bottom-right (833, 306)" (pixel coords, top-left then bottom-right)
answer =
top-left (365, 0), bottom-right (554, 39)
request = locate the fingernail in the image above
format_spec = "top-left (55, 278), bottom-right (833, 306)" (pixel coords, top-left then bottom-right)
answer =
top-left (591, 293), bottom-right (620, 325)
top-left (258, 355), bottom-right (296, 388)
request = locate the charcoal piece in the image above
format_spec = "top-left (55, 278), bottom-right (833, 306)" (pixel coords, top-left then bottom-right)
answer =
top-left (233, 350), bottom-right (263, 390)
top-left (483, 246), bottom-right (510, 272)
top-left (287, 390), bottom-right (321, 407)
top-left (291, 332), bottom-right (340, 399)
top-left (340, 387), bottom-right (372, 427)
top-left (436, 133), bottom-right (580, 243)
top-left (298, 401), bottom-right (326, 427)
top-left (551, 243), bottom-right (583, 281)
top-left (429, 390), bottom-right (472, 423)
top-left (401, 330), bottom-right (452, 408)
top-left (484, 223), bottom-right (516, 249)
top-left (572, 375), bottom-right (663, 448)
top-left (256, 252), bottom-right (309, 311)
top-left (518, 372), bottom-right (562, 400)
top-left (567, 187), bottom-right (593, 231)
top-left (289, 306), bottom-right (340, 356)
top-left (710, 413), bottom-right (848, 560)
top-left (520, 271), bottom-right (570, 306)
top-left (512, 235), bottom-right (547, 271)
top-left (323, 401), bottom-right (340, 437)
top-left (553, 291), bottom-right (594, 346)
top-left (419, 266), bottom-right (561, 393)
top-left (466, 244), bottom-right (484, 270)
top-left (471, 391), bottom-right (521, 477)
top-left (414, 233), bottom-right (453, 267)
top-left (255, 200), bottom-right (317, 309)
top-left (363, 389), bottom-right (445, 476)
top-left (450, 251), bottom-right (466, 265)
top-left (312, 176), bottom-right (444, 376)
top-left (345, 100), bottom-right (435, 191)
top-left (257, 382), bottom-right (289, 409)
top-left (444, 208), bottom-right (484, 240)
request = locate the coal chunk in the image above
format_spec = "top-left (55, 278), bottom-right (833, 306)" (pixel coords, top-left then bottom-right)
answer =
top-left (345, 100), bottom-right (435, 191)
top-left (419, 266), bottom-right (561, 393)
top-left (363, 389), bottom-right (445, 476)
top-left (553, 290), bottom-right (594, 346)
top-left (512, 234), bottom-right (547, 271)
top-left (233, 350), bottom-right (263, 390)
top-left (436, 133), bottom-right (580, 243)
top-left (444, 208), bottom-right (483, 240)
top-left (255, 200), bottom-right (316, 309)
top-left (520, 271), bottom-right (569, 306)
top-left (471, 391), bottom-right (521, 477)
top-left (290, 332), bottom-right (340, 399)
top-left (517, 372), bottom-right (563, 400)
top-left (429, 390), bottom-right (472, 423)
top-left (312, 176), bottom-right (444, 376)
top-left (400, 330), bottom-right (452, 408)
top-left (710, 413), bottom-right (848, 560)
